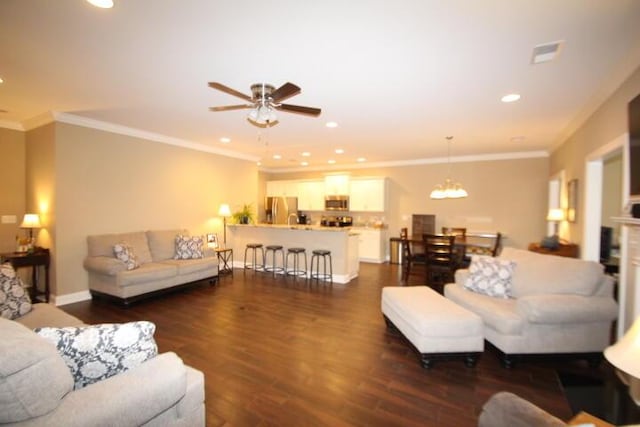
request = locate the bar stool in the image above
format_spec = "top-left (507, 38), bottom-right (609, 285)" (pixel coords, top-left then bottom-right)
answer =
top-left (285, 247), bottom-right (307, 277)
top-left (263, 244), bottom-right (285, 276)
top-left (244, 243), bottom-right (264, 271)
top-left (310, 249), bottom-right (333, 282)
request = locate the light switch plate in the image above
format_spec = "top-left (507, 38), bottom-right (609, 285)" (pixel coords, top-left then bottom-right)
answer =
top-left (1, 215), bottom-right (17, 224)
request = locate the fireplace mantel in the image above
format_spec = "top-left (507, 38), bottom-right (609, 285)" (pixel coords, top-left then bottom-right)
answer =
top-left (613, 216), bottom-right (640, 226)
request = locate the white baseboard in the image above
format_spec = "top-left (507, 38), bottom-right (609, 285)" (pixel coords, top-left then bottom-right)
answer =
top-left (52, 290), bottom-right (92, 306)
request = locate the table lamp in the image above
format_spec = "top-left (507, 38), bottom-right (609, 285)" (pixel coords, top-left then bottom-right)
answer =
top-left (19, 213), bottom-right (41, 252)
top-left (218, 204), bottom-right (232, 246)
top-left (546, 208), bottom-right (565, 236)
top-left (605, 316), bottom-right (640, 405)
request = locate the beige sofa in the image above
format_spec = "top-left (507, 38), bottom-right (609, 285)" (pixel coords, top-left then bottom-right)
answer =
top-left (84, 229), bottom-right (218, 305)
top-left (445, 247), bottom-right (618, 367)
top-left (1, 303), bottom-right (205, 426)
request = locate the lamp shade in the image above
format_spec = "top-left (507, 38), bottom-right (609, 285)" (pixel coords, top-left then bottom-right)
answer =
top-left (605, 316), bottom-right (640, 379)
top-left (20, 214), bottom-right (41, 229)
top-left (218, 204), bottom-right (232, 217)
top-left (546, 208), bottom-right (566, 222)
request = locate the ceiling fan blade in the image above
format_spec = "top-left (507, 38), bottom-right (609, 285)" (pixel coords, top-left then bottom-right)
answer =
top-left (270, 82), bottom-right (301, 102)
top-left (208, 82), bottom-right (253, 102)
top-left (277, 103), bottom-right (321, 116)
top-left (209, 104), bottom-right (254, 112)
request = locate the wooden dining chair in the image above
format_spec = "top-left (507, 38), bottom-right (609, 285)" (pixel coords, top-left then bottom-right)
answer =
top-left (400, 237), bottom-right (425, 282)
top-left (422, 233), bottom-right (456, 293)
top-left (442, 227), bottom-right (467, 268)
top-left (441, 227), bottom-right (467, 238)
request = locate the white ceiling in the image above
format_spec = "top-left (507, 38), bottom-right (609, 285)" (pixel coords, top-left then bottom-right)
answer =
top-left (2, 0), bottom-right (640, 170)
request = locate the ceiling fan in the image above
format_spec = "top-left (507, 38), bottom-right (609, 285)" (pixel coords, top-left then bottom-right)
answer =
top-left (208, 82), bottom-right (321, 127)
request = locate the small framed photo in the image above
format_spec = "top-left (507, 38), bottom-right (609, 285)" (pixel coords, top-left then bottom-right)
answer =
top-left (207, 233), bottom-right (219, 249)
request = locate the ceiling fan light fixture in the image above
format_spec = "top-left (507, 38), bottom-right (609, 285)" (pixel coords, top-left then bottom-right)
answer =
top-left (247, 105), bottom-right (277, 126)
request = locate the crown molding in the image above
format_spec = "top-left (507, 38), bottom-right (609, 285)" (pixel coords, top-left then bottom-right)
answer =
top-left (52, 112), bottom-right (260, 162)
top-left (0, 120), bottom-right (24, 131)
top-left (22, 112), bottom-right (56, 130)
top-left (261, 150), bottom-right (549, 174)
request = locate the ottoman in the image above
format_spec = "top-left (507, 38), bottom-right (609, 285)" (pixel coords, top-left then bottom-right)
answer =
top-left (381, 286), bottom-right (484, 368)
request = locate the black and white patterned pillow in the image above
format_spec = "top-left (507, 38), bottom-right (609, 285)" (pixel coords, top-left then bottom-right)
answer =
top-left (35, 321), bottom-right (158, 389)
top-left (174, 235), bottom-right (205, 259)
top-left (0, 262), bottom-right (32, 320)
top-left (113, 242), bottom-right (140, 270)
top-left (463, 255), bottom-right (516, 299)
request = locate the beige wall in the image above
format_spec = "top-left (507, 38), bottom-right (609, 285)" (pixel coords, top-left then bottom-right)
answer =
top-left (264, 156), bottom-right (549, 249)
top-left (31, 123), bottom-right (258, 298)
top-left (551, 65), bottom-right (640, 245)
top-left (0, 128), bottom-right (26, 253)
top-left (602, 153), bottom-right (623, 246)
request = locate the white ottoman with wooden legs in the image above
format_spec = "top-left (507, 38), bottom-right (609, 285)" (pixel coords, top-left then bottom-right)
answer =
top-left (381, 286), bottom-right (484, 368)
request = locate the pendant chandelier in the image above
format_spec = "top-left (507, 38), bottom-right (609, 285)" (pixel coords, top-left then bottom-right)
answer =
top-left (430, 136), bottom-right (468, 199)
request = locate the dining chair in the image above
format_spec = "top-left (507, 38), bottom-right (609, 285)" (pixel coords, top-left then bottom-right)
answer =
top-left (442, 227), bottom-right (467, 268)
top-left (422, 233), bottom-right (456, 293)
top-left (400, 236), bottom-right (425, 282)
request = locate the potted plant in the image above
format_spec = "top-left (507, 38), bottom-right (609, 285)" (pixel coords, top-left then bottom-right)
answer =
top-left (232, 203), bottom-right (254, 224)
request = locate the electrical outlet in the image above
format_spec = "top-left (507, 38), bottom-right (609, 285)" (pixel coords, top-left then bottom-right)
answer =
top-left (1, 215), bottom-right (17, 224)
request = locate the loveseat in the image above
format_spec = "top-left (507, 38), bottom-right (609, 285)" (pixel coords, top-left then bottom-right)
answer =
top-left (84, 229), bottom-right (218, 304)
top-left (445, 247), bottom-right (618, 367)
top-left (1, 303), bottom-right (205, 426)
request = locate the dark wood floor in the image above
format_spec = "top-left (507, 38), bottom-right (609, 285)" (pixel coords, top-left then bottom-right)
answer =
top-left (62, 262), bottom-right (605, 426)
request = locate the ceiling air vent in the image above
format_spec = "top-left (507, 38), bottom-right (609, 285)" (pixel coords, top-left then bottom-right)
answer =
top-left (531, 40), bottom-right (564, 64)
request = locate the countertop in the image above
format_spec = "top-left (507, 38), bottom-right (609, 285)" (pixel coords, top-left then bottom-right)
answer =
top-left (228, 223), bottom-right (356, 233)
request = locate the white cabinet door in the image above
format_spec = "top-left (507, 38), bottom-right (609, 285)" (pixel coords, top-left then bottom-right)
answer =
top-left (324, 175), bottom-right (350, 195)
top-left (356, 228), bottom-right (385, 263)
top-left (266, 180), bottom-right (298, 197)
top-left (297, 181), bottom-right (325, 211)
top-left (349, 178), bottom-right (387, 212)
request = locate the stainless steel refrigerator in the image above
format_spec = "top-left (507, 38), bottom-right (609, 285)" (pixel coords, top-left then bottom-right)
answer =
top-left (265, 197), bottom-right (298, 224)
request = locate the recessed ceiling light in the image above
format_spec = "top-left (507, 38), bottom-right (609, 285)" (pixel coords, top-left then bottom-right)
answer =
top-left (86, 0), bottom-right (114, 8)
top-left (510, 136), bottom-right (526, 143)
top-left (501, 93), bottom-right (521, 103)
top-left (301, 161), bottom-right (309, 166)
top-left (326, 121), bottom-right (338, 128)
top-left (328, 159), bottom-right (336, 164)
top-left (357, 157), bottom-right (366, 162)
top-left (273, 154), bottom-right (282, 160)
top-left (335, 148), bottom-right (344, 154)
top-left (301, 151), bottom-right (311, 157)
top-left (219, 137), bottom-right (231, 143)
top-left (0, 77), bottom-right (4, 84)
top-left (257, 161), bottom-right (262, 166)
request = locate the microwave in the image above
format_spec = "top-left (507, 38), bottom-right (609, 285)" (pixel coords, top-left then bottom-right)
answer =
top-left (325, 195), bottom-right (349, 211)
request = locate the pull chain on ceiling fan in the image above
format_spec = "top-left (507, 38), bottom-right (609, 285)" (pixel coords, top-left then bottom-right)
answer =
top-left (208, 81), bottom-right (321, 127)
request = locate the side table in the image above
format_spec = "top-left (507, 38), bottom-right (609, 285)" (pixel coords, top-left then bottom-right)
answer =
top-left (528, 242), bottom-right (579, 258)
top-left (0, 248), bottom-right (50, 302)
top-left (215, 248), bottom-right (233, 275)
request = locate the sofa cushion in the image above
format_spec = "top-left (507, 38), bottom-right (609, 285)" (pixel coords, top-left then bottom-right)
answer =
top-left (463, 256), bottom-right (516, 299)
top-left (147, 229), bottom-right (188, 262)
top-left (113, 242), bottom-right (140, 270)
top-left (15, 303), bottom-right (86, 329)
top-left (87, 232), bottom-right (153, 264)
top-left (116, 263), bottom-right (177, 287)
top-left (35, 321), bottom-right (158, 390)
top-left (445, 283), bottom-right (524, 335)
top-left (161, 257), bottom-right (218, 275)
top-left (174, 235), bottom-right (205, 260)
top-left (0, 263), bottom-right (32, 320)
top-left (0, 317), bottom-right (73, 423)
top-left (499, 247), bottom-right (604, 297)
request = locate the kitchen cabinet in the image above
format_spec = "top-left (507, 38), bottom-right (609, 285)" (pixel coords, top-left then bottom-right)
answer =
top-left (354, 228), bottom-right (387, 263)
top-left (266, 180), bottom-right (298, 197)
top-left (297, 180), bottom-right (325, 211)
top-left (324, 174), bottom-right (350, 195)
top-left (349, 178), bottom-right (387, 212)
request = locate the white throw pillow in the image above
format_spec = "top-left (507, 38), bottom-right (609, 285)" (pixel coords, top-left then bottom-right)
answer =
top-left (0, 262), bottom-right (32, 320)
top-left (174, 235), bottom-right (205, 259)
top-left (113, 242), bottom-right (140, 270)
top-left (35, 321), bottom-right (158, 389)
top-left (463, 255), bottom-right (516, 299)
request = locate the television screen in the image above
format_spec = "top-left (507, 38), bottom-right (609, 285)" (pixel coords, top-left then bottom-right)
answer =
top-left (630, 93), bottom-right (640, 197)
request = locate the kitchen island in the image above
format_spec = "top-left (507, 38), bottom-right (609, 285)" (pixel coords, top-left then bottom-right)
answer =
top-left (227, 224), bottom-right (359, 283)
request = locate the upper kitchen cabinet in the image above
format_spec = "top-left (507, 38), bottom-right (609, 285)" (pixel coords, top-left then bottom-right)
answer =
top-left (324, 174), bottom-right (350, 195)
top-left (297, 180), bottom-right (325, 211)
top-left (266, 180), bottom-right (298, 197)
top-left (349, 178), bottom-right (387, 212)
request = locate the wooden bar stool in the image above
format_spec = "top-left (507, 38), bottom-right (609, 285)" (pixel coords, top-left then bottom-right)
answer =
top-left (244, 243), bottom-right (265, 271)
top-left (263, 245), bottom-right (285, 276)
top-left (310, 249), bottom-right (333, 282)
top-left (285, 247), bottom-right (307, 277)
